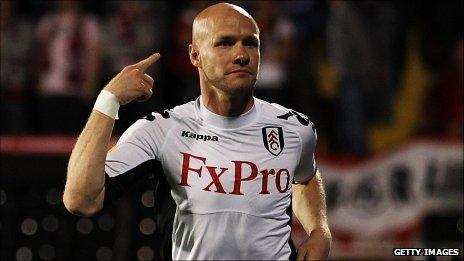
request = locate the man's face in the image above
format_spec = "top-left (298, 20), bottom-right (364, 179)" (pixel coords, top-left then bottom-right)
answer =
top-left (196, 14), bottom-right (260, 94)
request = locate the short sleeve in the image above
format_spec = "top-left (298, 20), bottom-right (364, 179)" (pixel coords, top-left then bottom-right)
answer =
top-left (105, 114), bottom-right (170, 178)
top-left (103, 112), bottom-right (174, 205)
top-left (293, 124), bottom-right (317, 184)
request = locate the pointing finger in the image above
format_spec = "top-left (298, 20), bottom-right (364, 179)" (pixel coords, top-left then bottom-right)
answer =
top-left (134, 53), bottom-right (161, 72)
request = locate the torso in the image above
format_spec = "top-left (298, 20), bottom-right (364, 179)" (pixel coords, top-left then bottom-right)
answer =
top-left (105, 97), bottom-right (317, 260)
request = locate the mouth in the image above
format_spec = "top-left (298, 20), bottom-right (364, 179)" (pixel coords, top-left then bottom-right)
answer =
top-left (226, 69), bottom-right (253, 75)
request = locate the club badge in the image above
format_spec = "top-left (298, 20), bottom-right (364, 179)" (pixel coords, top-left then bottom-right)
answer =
top-left (262, 126), bottom-right (284, 156)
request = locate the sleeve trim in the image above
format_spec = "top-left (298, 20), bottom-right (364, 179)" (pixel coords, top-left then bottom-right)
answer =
top-left (293, 166), bottom-right (318, 184)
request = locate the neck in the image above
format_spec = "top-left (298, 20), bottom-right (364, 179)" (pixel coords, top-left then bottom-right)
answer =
top-left (201, 88), bottom-right (254, 117)
top-left (200, 85), bottom-right (253, 117)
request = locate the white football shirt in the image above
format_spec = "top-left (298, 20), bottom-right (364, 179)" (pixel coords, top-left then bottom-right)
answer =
top-left (105, 96), bottom-right (317, 260)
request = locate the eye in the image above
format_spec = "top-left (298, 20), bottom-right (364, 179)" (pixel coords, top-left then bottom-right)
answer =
top-left (244, 38), bottom-right (259, 48)
top-left (215, 40), bottom-right (234, 47)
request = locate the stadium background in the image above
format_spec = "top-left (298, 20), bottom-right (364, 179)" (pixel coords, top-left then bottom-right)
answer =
top-left (1, 1), bottom-right (462, 260)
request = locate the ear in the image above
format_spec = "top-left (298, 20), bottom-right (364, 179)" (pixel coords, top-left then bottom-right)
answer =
top-left (189, 44), bottom-right (201, 68)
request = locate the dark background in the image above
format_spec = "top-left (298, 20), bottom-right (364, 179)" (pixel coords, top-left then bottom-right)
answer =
top-left (1, 0), bottom-right (462, 260)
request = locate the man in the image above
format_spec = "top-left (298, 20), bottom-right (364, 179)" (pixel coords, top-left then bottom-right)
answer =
top-left (64, 3), bottom-right (331, 260)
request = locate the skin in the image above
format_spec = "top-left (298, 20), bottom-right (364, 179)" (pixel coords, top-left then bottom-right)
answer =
top-left (189, 3), bottom-right (260, 116)
top-left (64, 53), bottom-right (158, 216)
top-left (293, 172), bottom-right (332, 260)
top-left (63, 2), bottom-right (331, 260)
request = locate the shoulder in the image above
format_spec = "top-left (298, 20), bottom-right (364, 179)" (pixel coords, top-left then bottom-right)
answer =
top-left (138, 100), bottom-right (196, 123)
top-left (257, 98), bottom-right (315, 130)
top-left (119, 100), bottom-right (197, 141)
top-left (256, 98), bottom-right (317, 142)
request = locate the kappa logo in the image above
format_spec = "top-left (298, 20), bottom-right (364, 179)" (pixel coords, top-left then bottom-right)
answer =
top-left (262, 126), bottom-right (285, 156)
top-left (181, 130), bottom-right (219, 141)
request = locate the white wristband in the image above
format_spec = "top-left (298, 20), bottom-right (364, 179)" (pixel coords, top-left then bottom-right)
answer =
top-left (93, 90), bottom-right (120, 119)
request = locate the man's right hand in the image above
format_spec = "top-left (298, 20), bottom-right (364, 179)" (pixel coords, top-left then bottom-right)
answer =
top-left (104, 53), bottom-right (160, 105)
top-left (64, 52), bottom-right (161, 216)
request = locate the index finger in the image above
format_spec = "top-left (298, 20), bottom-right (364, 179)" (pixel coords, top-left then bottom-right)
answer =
top-left (133, 53), bottom-right (161, 72)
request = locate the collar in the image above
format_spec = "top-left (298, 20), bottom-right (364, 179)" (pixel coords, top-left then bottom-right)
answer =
top-left (196, 96), bottom-right (260, 130)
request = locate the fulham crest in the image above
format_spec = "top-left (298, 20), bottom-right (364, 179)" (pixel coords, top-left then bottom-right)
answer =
top-left (262, 126), bottom-right (285, 156)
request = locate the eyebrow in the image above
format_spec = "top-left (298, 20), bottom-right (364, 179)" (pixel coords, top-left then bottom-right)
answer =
top-left (214, 35), bottom-right (259, 43)
top-left (215, 36), bottom-right (236, 42)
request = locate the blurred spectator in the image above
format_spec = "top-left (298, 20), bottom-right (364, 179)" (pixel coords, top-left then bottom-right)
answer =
top-left (277, 1), bottom-right (334, 152)
top-left (327, 1), bottom-right (406, 155)
top-left (103, 1), bottom-right (168, 132)
top-left (166, 1), bottom-right (207, 105)
top-left (418, 1), bottom-right (463, 72)
top-left (0, 1), bottom-right (34, 133)
top-left (252, 1), bottom-right (296, 104)
top-left (34, 2), bottom-right (102, 134)
top-left (415, 1), bottom-right (462, 139)
top-left (418, 36), bottom-right (463, 138)
top-left (103, 1), bottom-right (165, 75)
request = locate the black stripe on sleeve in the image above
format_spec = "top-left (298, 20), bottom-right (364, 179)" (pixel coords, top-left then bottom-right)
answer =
top-left (104, 160), bottom-right (158, 206)
top-left (104, 160), bottom-right (176, 260)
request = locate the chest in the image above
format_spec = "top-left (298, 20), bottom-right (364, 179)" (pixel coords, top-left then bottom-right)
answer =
top-left (161, 124), bottom-right (301, 197)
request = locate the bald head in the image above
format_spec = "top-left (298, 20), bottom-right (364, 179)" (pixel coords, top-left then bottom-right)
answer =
top-left (188, 2), bottom-right (260, 98)
top-left (192, 3), bottom-right (259, 46)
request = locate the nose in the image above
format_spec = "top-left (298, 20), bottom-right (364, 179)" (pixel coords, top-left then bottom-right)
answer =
top-left (233, 44), bottom-right (250, 66)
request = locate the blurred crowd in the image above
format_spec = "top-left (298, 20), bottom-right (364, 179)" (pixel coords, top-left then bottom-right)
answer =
top-left (1, 0), bottom-right (462, 156)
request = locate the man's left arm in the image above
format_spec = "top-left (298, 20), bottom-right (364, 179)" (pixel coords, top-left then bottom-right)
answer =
top-left (292, 170), bottom-right (332, 260)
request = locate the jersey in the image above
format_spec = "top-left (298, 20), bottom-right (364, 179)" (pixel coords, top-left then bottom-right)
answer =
top-left (105, 96), bottom-right (318, 260)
